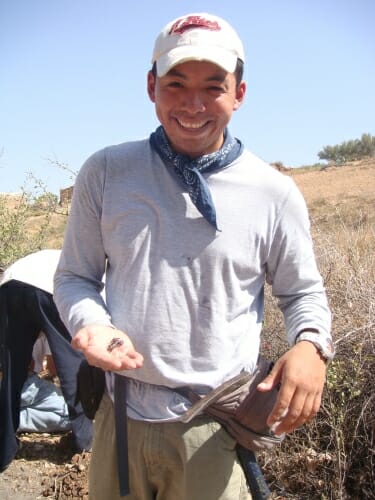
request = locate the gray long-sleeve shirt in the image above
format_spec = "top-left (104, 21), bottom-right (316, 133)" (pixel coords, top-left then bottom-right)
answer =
top-left (54, 139), bottom-right (331, 420)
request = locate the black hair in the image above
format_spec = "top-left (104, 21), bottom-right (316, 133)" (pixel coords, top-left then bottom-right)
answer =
top-left (151, 59), bottom-right (244, 88)
top-left (234, 59), bottom-right (244, 87)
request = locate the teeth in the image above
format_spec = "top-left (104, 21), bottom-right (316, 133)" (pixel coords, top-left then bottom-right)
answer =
top-left (178, 119), bottom-right (206, 129)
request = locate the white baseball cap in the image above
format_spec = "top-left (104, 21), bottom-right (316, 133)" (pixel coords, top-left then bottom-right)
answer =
top-left (152, 13), bottom-right (245, 77)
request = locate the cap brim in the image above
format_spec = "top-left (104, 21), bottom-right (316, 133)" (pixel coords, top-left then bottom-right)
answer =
top-left (156, 46), bottom-right (238, 77)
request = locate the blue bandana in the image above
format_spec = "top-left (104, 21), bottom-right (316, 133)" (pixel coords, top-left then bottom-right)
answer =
top-left (150, 126), bottom-right (243, 230)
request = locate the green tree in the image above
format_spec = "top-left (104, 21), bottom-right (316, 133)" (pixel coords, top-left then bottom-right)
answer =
top-left (318, 133), bottom-right (375, 164)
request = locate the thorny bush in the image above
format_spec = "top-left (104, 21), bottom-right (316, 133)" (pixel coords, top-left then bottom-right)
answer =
top-left (260, 207), bottom-right (375, 499)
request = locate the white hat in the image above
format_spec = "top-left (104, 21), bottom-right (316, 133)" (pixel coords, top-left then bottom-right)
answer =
top-left (152, 13), bottom-right (245, 77)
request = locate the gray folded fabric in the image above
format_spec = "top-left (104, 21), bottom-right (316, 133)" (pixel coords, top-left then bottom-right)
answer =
top-left (180, 357), bottom-right (284, 451)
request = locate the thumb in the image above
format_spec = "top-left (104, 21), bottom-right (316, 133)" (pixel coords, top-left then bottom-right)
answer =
top-left (71, 330), bottom-right (89, 351)
top-left (257, 362), bottom-right (282, 392)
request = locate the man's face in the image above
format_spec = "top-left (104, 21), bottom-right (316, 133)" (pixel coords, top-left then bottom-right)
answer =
top-left (147, 60), bottom-right (246, 158)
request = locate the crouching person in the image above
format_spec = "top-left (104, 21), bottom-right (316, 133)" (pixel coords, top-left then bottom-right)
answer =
top-left (0, 249), bottom-right (93, 472)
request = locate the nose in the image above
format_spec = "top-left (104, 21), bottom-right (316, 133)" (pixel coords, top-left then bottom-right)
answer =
top-left (182, 90), bottom-right (206, 113)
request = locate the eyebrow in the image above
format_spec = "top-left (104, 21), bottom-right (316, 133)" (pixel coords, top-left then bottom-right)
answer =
top-left (166, 67), bottom-right (226, 82)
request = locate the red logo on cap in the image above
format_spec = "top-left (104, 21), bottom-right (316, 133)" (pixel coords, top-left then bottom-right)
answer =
top-left (169, 15), bottom-right (220, 35)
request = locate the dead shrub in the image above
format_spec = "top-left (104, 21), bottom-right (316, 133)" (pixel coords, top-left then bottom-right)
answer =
top-left (260, 208), bottom-right (375, 499)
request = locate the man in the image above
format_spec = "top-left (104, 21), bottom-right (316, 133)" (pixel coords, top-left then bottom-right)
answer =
top-left (54, 12), bottom-right (334, 500)
top-left (0, 250), bottom-right (92, 472)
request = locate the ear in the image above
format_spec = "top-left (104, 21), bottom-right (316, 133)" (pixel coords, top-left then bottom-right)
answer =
top-left (233, 80), bottom-right (246, 111)
top-left (147, 71), bottom-right (156, 103)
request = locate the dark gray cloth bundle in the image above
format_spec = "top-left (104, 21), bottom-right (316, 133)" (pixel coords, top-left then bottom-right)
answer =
top-left (179, 357), bottom-right (284, 451)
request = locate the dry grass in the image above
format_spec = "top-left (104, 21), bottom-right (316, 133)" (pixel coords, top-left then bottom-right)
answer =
top-left (26, 212), bottom-right (68, 249)
top-left (260, 159), bottom-right (375, 499)
top-left (291, 158), bottom-right (374, 204)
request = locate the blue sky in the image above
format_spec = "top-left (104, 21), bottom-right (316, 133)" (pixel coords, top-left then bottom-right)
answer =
top-left (1, 0), bottom-right (374, 195)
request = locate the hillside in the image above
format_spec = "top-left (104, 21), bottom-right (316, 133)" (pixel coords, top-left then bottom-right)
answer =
top-left (288, 159), bottom-right (374, 235)
top-left (291, 158), bottom-right (374, 206)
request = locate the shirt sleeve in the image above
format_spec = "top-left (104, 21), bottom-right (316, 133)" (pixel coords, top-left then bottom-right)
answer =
top-left (54, 149), bottom-right (113, 336)
top-left (265, 180), bottom-right (332, 345)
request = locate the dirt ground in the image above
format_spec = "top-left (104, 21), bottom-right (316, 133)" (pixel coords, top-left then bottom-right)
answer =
top-left (0, 433), bottom-right (90, 499)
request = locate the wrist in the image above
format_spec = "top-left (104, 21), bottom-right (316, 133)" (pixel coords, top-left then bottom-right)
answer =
top-left (296, 329), bottom-right (335, 363)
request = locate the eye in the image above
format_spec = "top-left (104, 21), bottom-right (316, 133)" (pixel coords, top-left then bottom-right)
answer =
top-left (167, 81), bottom-right (183, 88)
top-left (208, 85), bottom-right (225, 94)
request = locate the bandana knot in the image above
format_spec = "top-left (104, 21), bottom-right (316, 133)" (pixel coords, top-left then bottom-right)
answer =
top-left (150, 126), bottom-right (243, 230)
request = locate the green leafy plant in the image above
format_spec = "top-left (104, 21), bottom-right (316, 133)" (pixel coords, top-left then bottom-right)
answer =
top-left (318, 133), bottom-right (375, 164)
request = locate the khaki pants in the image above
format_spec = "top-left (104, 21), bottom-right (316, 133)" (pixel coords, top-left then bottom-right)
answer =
top-left (89, 392), bottom-right (251, 500)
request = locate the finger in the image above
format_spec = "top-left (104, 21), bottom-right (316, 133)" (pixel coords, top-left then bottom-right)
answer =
top-left (304, 391), bottom-right (323, 424)
top-left (126, 351), bottom-right (144, 364)
top-left (110, 341), bottom-right (143, 363)
top-left (104, 349), bottom-right (144, 371)
top-left (272, 390), bottom-right (322, 435)
top-left (257, 361), bottom-right (283, 392)
top-left (118, 350), bottom-right (144, 369)
top-left (273, 393), bottom-right (312, 434)
top-left (71, 332), bottom-right (88, 351)
top-left (267, 384), bottom-right (295, 428)
top-left (87, 354), bottom-right (133, 371)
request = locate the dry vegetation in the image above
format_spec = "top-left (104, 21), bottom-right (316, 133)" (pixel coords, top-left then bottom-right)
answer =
top-left (0, 159), bottom-right (374, 499)
top-left (260, 159), bottom-right (375, 499)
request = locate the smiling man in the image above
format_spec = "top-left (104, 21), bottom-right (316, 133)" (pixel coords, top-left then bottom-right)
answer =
top-left (54, 13), bottom-right (333, 500)
top-left (148, 60), bottom-right (245, 158)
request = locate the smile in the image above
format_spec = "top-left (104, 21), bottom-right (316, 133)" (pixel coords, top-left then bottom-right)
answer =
top-left (177, 118), bottom-right (208, 129)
